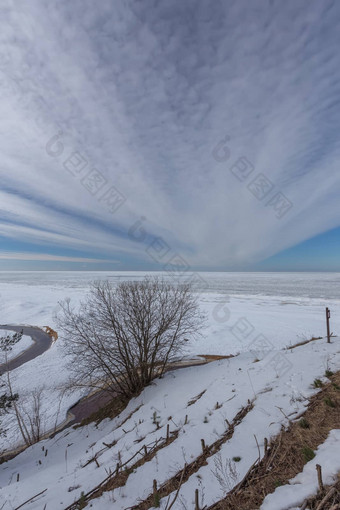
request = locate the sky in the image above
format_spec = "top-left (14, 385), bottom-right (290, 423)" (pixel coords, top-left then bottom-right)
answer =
top-left (0, 0), bottom-right (340, 272)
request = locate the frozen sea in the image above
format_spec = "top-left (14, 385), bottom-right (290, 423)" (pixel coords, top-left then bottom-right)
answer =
top-left (0, 270), bottom-right (340, 298)
top-left (0, 271), bottom-right (339, 357)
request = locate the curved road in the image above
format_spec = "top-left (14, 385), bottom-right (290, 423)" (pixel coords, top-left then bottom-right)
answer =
top-left (0, 325), bottom-right (52, 375)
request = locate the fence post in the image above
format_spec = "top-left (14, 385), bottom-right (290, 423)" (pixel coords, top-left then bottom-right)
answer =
top-left (153, 479), bottom-right (157, 499)
top-left (316, 464), bottom-right (324, 492)
top-left (195, 488), bottom-right (200, 510)
top-left (326, 307), bottom-right (331, 343)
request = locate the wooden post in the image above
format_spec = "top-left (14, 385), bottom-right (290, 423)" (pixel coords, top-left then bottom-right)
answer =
top-left (116, 462), bottom-right (119, 475)
top-left (326, 308), bottom-right (331, 343)
top-left (17, 473), bottom-right (19, 482)
top-left (316, 464), bottom-right (324, 492)
top-left (166, 423), bottom-right (170, 442)
top-left (201, 439), bottom-right (206, 453)
top-left (144, 445), bottom-right (147, 456)
top-left (153, 479), bottom-right (157, 498)
top-left (195, 488), bottom-right (200, 510)
top-left (184, 414), bottom-right (188, 425)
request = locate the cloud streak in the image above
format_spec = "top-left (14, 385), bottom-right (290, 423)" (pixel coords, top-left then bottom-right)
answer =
top-left (0, 252), bottom-right (118, 263)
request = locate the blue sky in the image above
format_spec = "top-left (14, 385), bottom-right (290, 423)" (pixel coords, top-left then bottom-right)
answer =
top-left (0, 0), bottom-right (340, 271)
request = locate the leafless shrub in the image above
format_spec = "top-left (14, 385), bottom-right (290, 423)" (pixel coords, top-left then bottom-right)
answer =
top-left (5, 371), bottom-right (66, 448)
top-left (57, 277), bottom-right (205, 398)
top-left (6, 375), bottom-right (45, 446)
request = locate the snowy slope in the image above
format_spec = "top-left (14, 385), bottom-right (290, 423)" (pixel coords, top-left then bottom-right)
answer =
top-left (0, 338), bottom-right (339, 510)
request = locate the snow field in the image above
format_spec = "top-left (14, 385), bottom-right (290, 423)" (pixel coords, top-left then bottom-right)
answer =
top-left (0, 338), bottom-right (339, 510)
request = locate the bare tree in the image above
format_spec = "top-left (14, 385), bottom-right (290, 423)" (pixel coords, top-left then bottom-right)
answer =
top-left (0, 331), bottom-right (22, 436)
top-left (57, 277), bottom-right (205, 398)
top-left (6, 373), bottom-right (44, 446)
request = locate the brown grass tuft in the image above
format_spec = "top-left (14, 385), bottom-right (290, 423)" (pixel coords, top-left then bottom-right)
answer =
top-left (208, 371), bottom-right (340, 509)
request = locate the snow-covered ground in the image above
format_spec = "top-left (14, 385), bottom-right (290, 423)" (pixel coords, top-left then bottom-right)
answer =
top-left (0, 271), bottom-right (339, 509)
top-left (0, 337), bottom-right (339, 510)
top-left (0, 330), bottom-right (34, 361)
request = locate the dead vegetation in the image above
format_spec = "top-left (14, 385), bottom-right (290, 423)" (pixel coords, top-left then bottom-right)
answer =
top-left (64, 429), bottom-right (180, 510)
top-left (187, 389), bottom-right (207, 407)
top-left (286, 336), bottom-right (323, 350)
top-left (65, 399), bottom-right (254, 510)
top-left (127, 400), bottom-right (254, 510)
top-left (198, 354), bottom-right (236, 362)
top-left (43, 326), bottom-right (58, 341)
top-left (207, 371), bottom-right (340, 510)
top-left (302, 474), bottom-right (340, 509)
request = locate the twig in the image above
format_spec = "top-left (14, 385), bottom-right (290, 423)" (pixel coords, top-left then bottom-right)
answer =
top-left (247, 369), bottom-right (257, 400)
top-left (13, 489), bottom-right (47, 510)
top-left (275, 406), bottom-right (290, 421)
top-left (165, 464), bottom-right (186, 510)
top-left (316, 488), bottom-right (337, 510)
top-left (254, 434), bottom-right (261, 462)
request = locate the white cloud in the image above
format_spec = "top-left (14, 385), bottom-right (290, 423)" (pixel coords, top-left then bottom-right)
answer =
top-left (0, 252), bottom-right (119, 263)
top-left (0, 0), bottom-right (339, 268)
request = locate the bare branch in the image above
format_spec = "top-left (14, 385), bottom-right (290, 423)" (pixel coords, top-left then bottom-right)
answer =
top-left (57, 277), bottom-right (205, 399)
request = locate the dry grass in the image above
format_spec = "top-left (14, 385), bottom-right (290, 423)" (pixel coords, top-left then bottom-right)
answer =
top-left (286, 336), bottom-right (323, 350)
top-left (187, 389), bottom-right (207, 407)
top-left (198, 354), bottom-right (236, 362)
top-left (127, 400), bottom-right (254, 510)
top-left (64, 430), bottom-right (180, 510)
top-left (302, 474), bottom-right (340, 509)
top-left (208, 371), bottom-right (340, 510)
